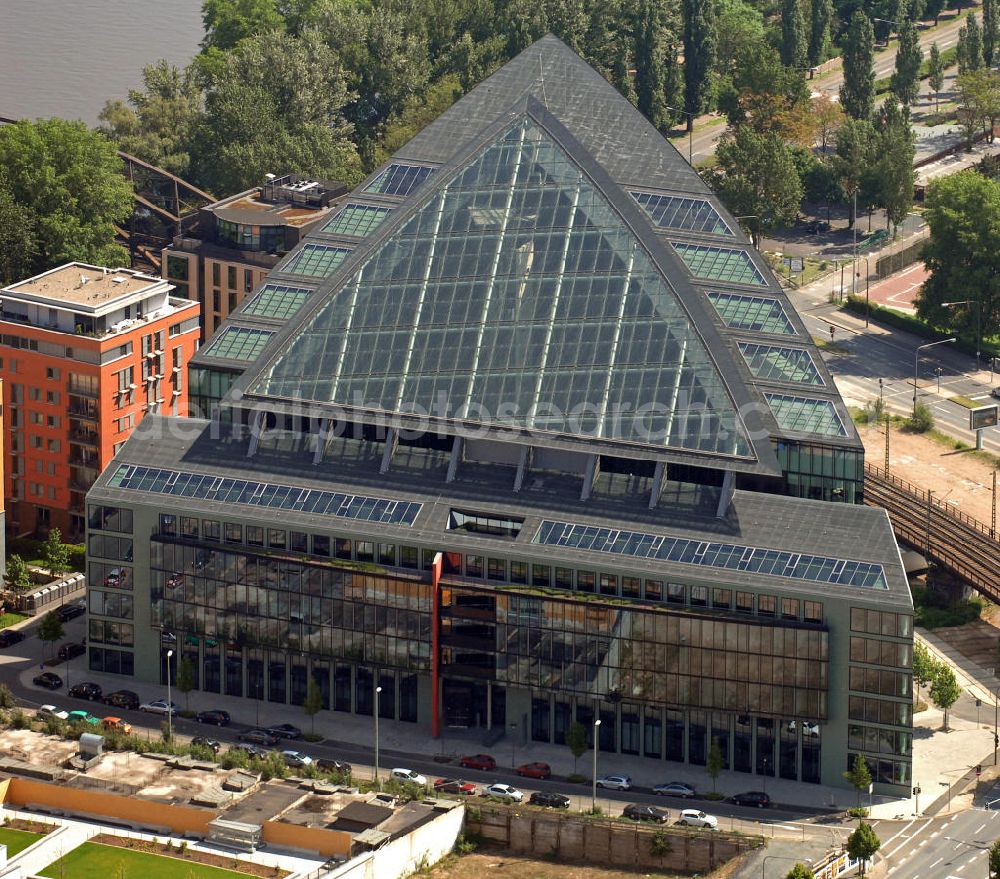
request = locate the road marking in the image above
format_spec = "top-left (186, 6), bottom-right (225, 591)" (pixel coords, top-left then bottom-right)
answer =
top-left (976, 823), bottom-right (986, 833)
top-left (929, 858), bottom-right (943, 868)
top-left (931, 831), bottom-right (940, 837)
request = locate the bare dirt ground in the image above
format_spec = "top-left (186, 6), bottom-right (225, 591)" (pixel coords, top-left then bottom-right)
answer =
top-left (858, 421), bottom-right (998, 525)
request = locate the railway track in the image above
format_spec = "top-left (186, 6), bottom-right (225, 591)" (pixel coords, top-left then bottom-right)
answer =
top-left (864, 464), bottom-right (1000, 603)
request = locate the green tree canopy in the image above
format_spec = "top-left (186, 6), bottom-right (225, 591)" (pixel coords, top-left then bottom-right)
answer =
top-left (2, 555), bottom-right (31, 592)
top-left (840, 11), bottom-right (876, 120)
top-left (875, 98), bottom-right (916, 232)
top-left (566, 720), bottom-right (588, 772)
top-left (0, 179), bottom-right (37, 286)
top-left (847, 822), bottom-right (882, 875)
top-left (928, 43), bottom-right (946, 110)
top-left (682, 0), bottom-right (716, 126)
top-left (929, 664), bottom-right (962, 729)
top-left (986, 0), bottom-right (999, 66)
top-left (809, 0), bottom-right (834, 64)
top-left (176, 656), bottom-right (196, 710)
top-left (714, 0), bottom-right (765, 72)
top-left (912, 640), bottom-right (938, 688)
top-left (42, 528), bottom-right (70, 579)
top-left (833, 116), bottom-right (876, 227)
top-left (706, 737), bottom-right (724, 792)
top-left (634, 0), bottom-right (666, 126)
top-left (843, 753), bottom-right (873, 806)
top-left (37, 611), bottom-right (64, 658)
top-left (786, 864), bottom-right (815, 879)
top-left (0, 119), bottom-right (131, 275)
top-left (304, 675), bottom-right (324, 734)
top-left (988, 837), bottom-right (1000, 879)
top-left (958, 14), bottom-right (984, 74)
top-left (956, 68), bottom-right (1000, 149)
top-left (201, 0), bottom-right (285, 51)
top-left (781, 0), bottom-right (808, 68)
top-left (891, 19), bottom-right (923, 106)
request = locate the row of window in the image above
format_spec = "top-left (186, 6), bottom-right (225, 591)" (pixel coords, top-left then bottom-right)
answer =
top-left (89, 505), bottom-right (133, 534)
top-left (847, 751), bottom-right (911, 787)
top-left (88, 535), bottom-right (133, 562)
top-left (848, 724), bottom-right (912, 757)
top-left (849, 666), bottom-right (912, 699)
top-left (89, 590), bottom-right (133, 619)
top-left (849, 636), bottom-right (912, 670)
top-left (89, 619), bottom-right (134, 647)
top-left (848, 695), bottom-right (912, 727)
top-left (850, 607), bottom-right (913, 639)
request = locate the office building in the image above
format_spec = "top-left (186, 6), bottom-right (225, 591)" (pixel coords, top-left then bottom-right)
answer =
top-left (1, 263), bottom-right (199, 538)
top-left (88, 37), bottom-right (912, 795)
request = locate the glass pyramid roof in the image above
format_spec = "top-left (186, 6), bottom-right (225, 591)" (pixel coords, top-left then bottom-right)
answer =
top-left (248, 116), bottom-right (752, 458)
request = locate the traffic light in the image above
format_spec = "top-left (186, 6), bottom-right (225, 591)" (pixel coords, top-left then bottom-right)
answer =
top-left (977, 764), bottom-right (982, 778)
top-left (995, 733), bottom-right (999, 748)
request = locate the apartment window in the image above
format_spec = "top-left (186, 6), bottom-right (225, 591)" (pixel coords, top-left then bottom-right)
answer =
top-left (29, 387), bottom-right (40, 401)
top-left (46, 367), bottom-right (60, 380)
top-left (378, 544), bottom-right (395, 565)
top-left (47, 486), bottom-right (56, 500)
top-left (29, 435), bottom-right (42, 449)
top-left (202, 519), bottom-right (221, 542)
top-left (622, 577), bottom-right (641, 598)
top-left (224, 523), bottom-right (243, 544)
top-left (268, 529), bottom-right (286, 549)
top-left (228, 291), bottom-right (237, 313)
top-left (180, 517), bottom-right (199, 539)
top-left (227, 266), bottom-right (237, 289)
top-left (644, 579), bottom-right (663, 601)
top-left (159, 514), bottom-right (177, 536)
top-left (246, 526), bottom-right (264, 546)
top-left (555, 567), bottom-right (573, 589)
top-left (212, 291), bottom-right (220, 313)
top-left (576, 570), bottom-right (595, 593)
top-left (532, 564), bottom-right (551, 588)
top-left (666, 582), bottom-right (686, 604)
top-left (510, 561), bottom-right (528, 584)
top-left (712, 588), bottom-right (732, 610)
top-left (804, 601), bottom-right (824, 623)
top-left (736, 592), bottom-right (754, 614)
top-left (466, 555), bottom-right (484, 578)
top-left (690, 585), bottom-right (708, 607)
top-left (335, 538), bottom-right (352, 559)
top-left (355, 541), bottom-right (374, 562)
top-left (400, 546), bottom-right (418, 569)
top-left (212, 263), bottom-right (221, 286)
top-left (46, 391), bottom-right (59, 404)
top-left (599, 573), bottom-right (617, 595)
top-left (29, 412), bottom-right (41, 425)
top-left (312, 535), bottom-right (330, 556)
top-left (244, 269), bottom-right (253, 292)
top-left (782, 598), bottom-right (800, 620)
top-left (290, 531), bottom-right (308, 553)
top-left (46, 415), bottom-right (59, 428)
top-left (758, 595), bottom-right (776, 617)
top-left (169, 322), bottom-right (182, 338)
top-left (487, 558), bottom-right (507, 581)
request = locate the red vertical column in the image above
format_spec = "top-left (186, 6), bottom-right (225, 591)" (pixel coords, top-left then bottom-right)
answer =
top-left (431, 551), bottom-right (443, 738)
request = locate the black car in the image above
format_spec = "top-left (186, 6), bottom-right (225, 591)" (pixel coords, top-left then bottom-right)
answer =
top-left (529, 791), bottom-right (571, 809)
top-left (316, 757), bottom-right (352, 775)
top-left (196, 709), bottom-right (231, 726)
top-left (33, 672), bottom-right (62, 690)
top-left (267, 723), bottom-right (302, 740)
top-left (623, 803), bottom-right (670, 823)
top-left (58, 642), bottom-right (86, 661)
top-left (191, 736), bottom-right (221, 754)
top-left (232, 742), bottom-right (270, 759)
top-left (103, 689), bottom-right (140, 710)
top-left (731, 791), bottom-right (771, 808)
top-left (239, 728), bottom-right (279, 746)
top-left (0, 630), bottom-right (24, 648)
top-left (68, 681), bottom-right (102, 701)
top-left (56, 603), bottom-right (86, 623)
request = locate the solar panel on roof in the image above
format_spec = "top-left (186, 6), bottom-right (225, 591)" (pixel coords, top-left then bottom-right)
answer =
top-left (706, 292), bottom-right (795, 335)
top-left (739, 343), bottom-right (823, 385)
top-left (281, 244), bottom-right (351, 278)
top-left (363, 164), bottom-right (434, 197)
top-left (106, 464), bottom-right (422, 526)
top-left (202, 327), bottom-right (274, 362)
top-left (765, 393), bottom-right (847, 436)
top-left (242, 284), bottom-right (313, 320)
top-left (672, 243), bottom-right (766, 286)
top-left (629, 191), bottom-right (732, 236)
top-left (534, 520), bottom-right (887, 589)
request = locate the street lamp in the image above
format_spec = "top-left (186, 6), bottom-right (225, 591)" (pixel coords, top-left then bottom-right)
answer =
top-left (993, 681), bottom-right (1000, 766)
top-left (913, 338), bottom-right (957, 413)
top-left (510, 721), bottom-right (518, 769)
top-left (374, 685), bottom-right (382, 784)
top-left (665, 106), bottom-right (695, 166)
top-left (762, 855), bottom-right (813, 878)
top-left (165, 648), bottom-right (174, 744)
top-left (856, 254), bottom-right (872, 327)
top-left (591, 718), bottom-right (602, 813)
top-left (941, 299), bottom-right (982, 364)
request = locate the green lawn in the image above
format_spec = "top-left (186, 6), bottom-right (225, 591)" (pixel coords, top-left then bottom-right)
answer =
top-left (0, 613), bottom-right (27, 630)
top-left (39, 843), bottom-right (250, 879)
top-left (0, 826), bottom-right (44, 856)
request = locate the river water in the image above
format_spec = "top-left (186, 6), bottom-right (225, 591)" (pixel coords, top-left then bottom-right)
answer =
top-left (0, 0), bottom-right (203, 125)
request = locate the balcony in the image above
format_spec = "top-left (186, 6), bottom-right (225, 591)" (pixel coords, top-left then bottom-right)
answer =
top-left (67, 402), bottom-right (98, 420)
top-left (69, 429), bottom-right (99, 445)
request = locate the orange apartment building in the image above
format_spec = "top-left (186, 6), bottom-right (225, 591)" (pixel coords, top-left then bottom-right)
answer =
top-left (0, 263), bottom-right (200, 539)
top-left (162, 174), bottom-right (346, 340)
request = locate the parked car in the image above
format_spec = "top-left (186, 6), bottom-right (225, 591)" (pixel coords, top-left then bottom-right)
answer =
top-left (731, 791), bottom-right (771, 808)
top-left (191, 736), bottom-right (221, 754)
top-left (103, 690), bottom-right (140, 710)
top-left (67, 710), bottom-right (100, 726)
top-left (390, 768), bottom-right (427, 786)
top-left (139, 699), bottom-right (177, 716)
top-left (529, 791), bottom-right (570, 809)
top-left (33, 672), bottom-right (62, 690)
top-left (483, 783), bottom-right (523, 802)
top-left (58, 642), bottom-right (87, 662)
top-left (653, 782), bottom-right (696, 798)
top-left (282, 750), bottom-right (313, 769)
top-left (232, 743), bottom-right (270, 759)
top-left (596, 774), bottom-right (632, 791)
top-left (56, 603), bottom-right (86, 623)
top-left (623, 804), bottom-right (669, 823)
top-left (196, 709), bottom-right (231, 726)
top-left (103, 568), bottom-right (126, 587)
top-left (239, 728), bottom-right (280, 746)
top-left (678, 809), bottom-right (718, 829)
top-left (316, 757), bottom-right (352, 776)
top-left (434, 778), bottom-right (477, 795)
top-left (516, 762), bottom-right (551, 779)
top-left (37, 704), bottom-right (69, 721)
top-left (459, 754), bottom-right (497, 771)
top-left (267, 723), bottom-right (303, 740)
top-left (0, 629), bottom-right (25, 648)
top-left (102, 716), bottom-right (132, 735)
top-left (68, 682), bottom-right (102, 701)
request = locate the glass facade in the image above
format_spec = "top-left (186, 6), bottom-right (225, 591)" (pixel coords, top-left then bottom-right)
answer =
top-left (629, 191), bottom-right (732, 236)
top-left (672, 243), bottom-right (766, 287)
top-left (202, 327), bottom-right (275, 362)
top-left (775, 439), bottom-right (864, 504)
top-left (738, 343), bottom-right (824, 386)
top-left (189, 366), bottom-right (238, 420)
top-left (323, 204), bottom-right (392, 238)
top-left (242, 284), bottom-right (314, 320)
top-left (281, 244), bottom-right (352, 278)
top-left (217, 219), bottom-right (284, 253)
top-left (766, 394), bottom-right (847, 438)
top-left (707, 292), bottom-right (796, 335)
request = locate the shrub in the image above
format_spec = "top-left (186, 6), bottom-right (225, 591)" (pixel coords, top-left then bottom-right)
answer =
top-left (848, 806), bottom-right (870, 818)
top-left (9, 709), bottom-right (31, 730)
top-left (650, 829), bottom-right (673, 856)
top-left (907, 402), bottom-right (935, 433)
top-left (221, 748), bottom-right (249, 770)
top-left (455, 834), bottom-right (478, 855)
top-left (566, 773), bottom-right (588, 784)
top-left (0, 684), bottom-right (15, 709)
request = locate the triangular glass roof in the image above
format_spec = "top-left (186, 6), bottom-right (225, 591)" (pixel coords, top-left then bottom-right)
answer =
top-left (247, 116), bottom-right (753, 458)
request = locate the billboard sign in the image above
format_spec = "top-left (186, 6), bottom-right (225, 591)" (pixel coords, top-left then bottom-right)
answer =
top-left (970, 405), bottom-right (999, 431)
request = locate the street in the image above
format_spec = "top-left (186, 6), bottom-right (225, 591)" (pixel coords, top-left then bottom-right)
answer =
top-left (883, 809), bottom-right (1000, 879)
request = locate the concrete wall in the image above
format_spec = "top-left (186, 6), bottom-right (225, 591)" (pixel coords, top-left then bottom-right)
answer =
top-left (261, 820), bottom-right (351, 858)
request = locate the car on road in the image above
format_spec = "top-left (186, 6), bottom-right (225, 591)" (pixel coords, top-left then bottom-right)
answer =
top-left (653, 782), bottom-right (696, 798)
top-left (0, 629), bottom-right (25, 648)
top-left (56, 603), bottom-right (86, 623)
top-left (102, 716), bottom-right (132, 735)
top-left (483, 783), bottom-right (523, 802)
top-left (678, 809), bottom-right (718, 828)
top-left (595, 774), bottom-right (632, 791)
top-left (37, 704), bottom-right (69, 721)
top-left (103, 690), bottom-right (140, 710)
top-left (232, 743), bottom-right (270, 759)
top-left (516, 762), bottom-right (551, 779)
top-left (390, 768), bottom-right (427, 786)
top-left (434, 778), bottom-right (477, 795)
top-left (33, 672), bottom-right (62, 690)
top-left (239, 728), bottom-right (280, 746)
top-left (730, 791), bottom-right (770, 808)
top-left (191, 736), bottom-right (221, 754)
top-left (267, 723), bottom-right (303, 740)
top-left (196, 709), bottom-right (231, 726)
top-left (316, 757), bottom-right (352, 776)
top-left (459, 754), bottom-right (496, 771)
top-left (68, 682), bottom-right (102, 701)
top-left (528, 791), bottom-right (570, 809)
top-left (67, 710), bottom-right (100, 726)
top-left (282, 750), bottom-right (313, 769)
top-left (58, 642), bottom-right (87, 662)
top-left (623, 803), bottom-right (669, 823)
top-left (139, 699), bottom-right (177, 716)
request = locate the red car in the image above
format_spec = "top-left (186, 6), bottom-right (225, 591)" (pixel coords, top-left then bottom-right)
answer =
top-left (434, 778), bottom-right (477, 795)
top-left (516, 762), bottom-right (552, 779)
top-left (458, 753), bottom-right (497, 771)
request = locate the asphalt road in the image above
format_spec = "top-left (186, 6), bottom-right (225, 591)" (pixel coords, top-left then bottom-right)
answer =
top-left (882, 808), bottom-right (1000, 879)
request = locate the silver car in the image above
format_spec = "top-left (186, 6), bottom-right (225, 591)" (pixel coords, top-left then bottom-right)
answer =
top-left (653, 781), bottom-right (696, 798)
top-left (596, 774), bottom-right (632, 791)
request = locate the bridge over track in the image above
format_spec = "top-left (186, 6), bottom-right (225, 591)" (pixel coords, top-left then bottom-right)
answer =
top-left (864, 463), bottom-right (1000, 602)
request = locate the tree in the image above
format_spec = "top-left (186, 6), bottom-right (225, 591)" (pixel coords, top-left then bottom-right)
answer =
top-left (706, 737), bottom-right (724, 793)
top-left (716, 41), bottom-right (811, 136)
top-left (714, 0), bottom-right (765, 72)
top-left (988, 837), bottom-right (1000, 879)
top-left (782, 0), bottom-right (808, 68)
top-left (786, 864), bottom-right (815, 879)
top-left (711, 127), bottom-right (804, 245)
top-left (0, 119), bottom-right (131, 274)
top-left (304, 675), bottom-right (323, 735)
top-left (841, 11), bottom-right (876, 120)
top-left (844, 753), bottom-right (873, 806)
top-left (566, 720), bottom-right (588, 772)
top-left (37, 611), bottom-right (64, 661)
top-left (176, 657), bottom-right (195, 712)
top-left (42, 528), bottom-right (70, 579)
top-left (929, 664), bottom-right (962, 729)
top-left (809, 0), bottom-right (834, 64)
top-left (958, 15), bottom-right (984, 75)
top-left (813, 94), bottom-right (846, 151)
top-left (956, 69), bottom-right (1000, 149)
top-left (875, 98), bottom-right (916, 233)
top-left (986, 0), bottom-right (999, 66)
top-left (928, 43), bottom-right (946, 111)
top-left (0, 179), bottom-right (37, 285)
top-left (833, 117), bottom-right (876, 228)
top-left (891, 19), bottom-right (923, 106)
top-left (924, 0), bottom-right (946, 24)
top-left (912, 641), bottom-right (937, 690)
top-left (2, 555), bottom-right (31, 592)
top-left (201, 0), bottom-right (285, 51)
top-left (682, 0), bottom-right (716, 128)
top-left (634, 0), bottom-right (666, 126)
top-left (847, 822), bottom-right (882, 875)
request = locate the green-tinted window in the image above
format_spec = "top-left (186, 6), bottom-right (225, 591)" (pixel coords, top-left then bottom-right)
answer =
top-left (765, 393), bottom-right (847, 437)
top-left (630, 191), bottom-right (732, 235)
top-left (363, 164), bottom-right (434, 197)
top-left (323, 204), bottom-right (391, 238)
top-left (243, 284), bottom-right (313, 320)
top-left (166, 254), bottom-right (189, 282)
top-left (706, 291), bottom-right (795, 335)
top-left (281, 244), bottom-right (351, 278)
top-left (672, 243), bottom-right (766, 286)
top-left (202, 326), bottom-right (274, 362)
top-left (739, 342), bottom-right (823, 385)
